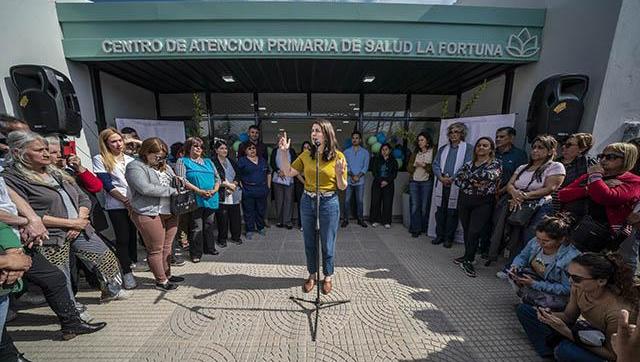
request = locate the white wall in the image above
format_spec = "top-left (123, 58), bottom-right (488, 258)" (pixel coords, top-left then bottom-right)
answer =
top-left (101, 72), bottom-right (156, 127)
top-left (460, 75), bottom-right (504, 118)
top-left (590, 0), bottom-right (640, 152)
top-left (508, 0), bottom-right (622, 146)
top-left (0, 0), bottom-right (96, 167)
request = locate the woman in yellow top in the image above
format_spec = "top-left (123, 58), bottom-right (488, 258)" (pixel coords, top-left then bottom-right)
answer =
top-left (278, 120), bottom-right (347, 295)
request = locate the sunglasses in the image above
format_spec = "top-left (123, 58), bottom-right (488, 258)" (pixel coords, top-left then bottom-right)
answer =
top-left (597, 153), bottom-right (624, 161)
top-left (568, 273), bottom-right (595, 283)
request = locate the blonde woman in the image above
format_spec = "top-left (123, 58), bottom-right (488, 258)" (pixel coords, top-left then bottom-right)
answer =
top-left (92, 128), bottom-right (138, 289)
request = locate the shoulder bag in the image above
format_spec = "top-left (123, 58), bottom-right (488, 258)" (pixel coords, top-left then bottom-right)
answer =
top-left (170, 178), bottom-right (198, 215)
top-left (507, 168), bottom-right (542, 227)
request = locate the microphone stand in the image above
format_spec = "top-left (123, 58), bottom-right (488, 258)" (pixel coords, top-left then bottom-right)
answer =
top-left (290, 143), bottom-right (350, 342)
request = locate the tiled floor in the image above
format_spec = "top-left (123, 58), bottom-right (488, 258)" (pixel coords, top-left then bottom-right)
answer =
top-left (10, 224), bottom-right (542, 361)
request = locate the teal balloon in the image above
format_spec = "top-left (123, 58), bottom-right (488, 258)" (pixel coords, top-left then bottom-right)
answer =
top-left (371, 142), bottom-right (382, 153)
top-left (376, 132), bottom-right (386, 144)
top-left (395, 158), bottom-right (403, 168)
top-left (233, 140), bottom-right (241, 152)
top-left (367, 136), bottom-right (378, 146)
top-left (239, 133), bottom-right (249, 142)
top-left (392, 148), bottom-right (403, 159)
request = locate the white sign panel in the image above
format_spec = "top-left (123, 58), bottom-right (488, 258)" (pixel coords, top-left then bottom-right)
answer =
top-left (115, 118), bottom-right (186, 149)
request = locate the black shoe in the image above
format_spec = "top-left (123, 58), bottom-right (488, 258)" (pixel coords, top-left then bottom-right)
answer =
top-left (461, 262), bottom-right (477, 278)
top-left (286, 224), bottom-right (293, 230)
top-left (481, 252), bottom-right (489, 260)
top-left (230, 239), bottom-right (243, 245)
top-left (61, 319), bottom-right (107, 340)
top-left (341, 220), bottom-right (348, 228)
top-left (16, 353), bottom-right (33, 362)
top-left (168, 276), bottom-right (185, 283)
top-left (205, 250), bottom-right (219, 255)
top-left (431, 238), bottom-right (443, 245)
top-left (155, 281), bottom-right (178, 291)
top-left (276, 223), bottom-right (284, 228)
top-left (170, 254), bottom-right (186, 267)
top-left (217, 241), bottom-right (228, 248)
top-left (443, 240), bottom-right (453, 248)
top-left (411, 232), bottom-right (420, 238)
top-left (358, 220), bottom-right (368, 228)
top-left (453, 256), bottom-right (465, 265)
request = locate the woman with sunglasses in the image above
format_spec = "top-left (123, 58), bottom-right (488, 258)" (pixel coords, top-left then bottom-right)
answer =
top-left (237, 142), bottom-right (271, 240)
top-left (175, 137), bottom-right (220, 262)
top-left (516, 252), bottom-right (639, 361)
top-left (125, 138), bottom-right (184, 291)
top-left (558, 143), bottom-right (640, 252)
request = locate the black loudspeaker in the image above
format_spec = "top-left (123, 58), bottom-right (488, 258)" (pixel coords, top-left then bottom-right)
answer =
top-left (9, 65), bottom-right (82, 136)
top-left (526, 74), bottom-right (589, 142)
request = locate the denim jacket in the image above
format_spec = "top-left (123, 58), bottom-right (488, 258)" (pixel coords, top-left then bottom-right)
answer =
top-left (511, 238), bottom-right (581, 296)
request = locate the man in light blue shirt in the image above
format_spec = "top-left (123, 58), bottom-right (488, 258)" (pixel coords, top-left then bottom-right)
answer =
top-left (342, 131), bottom-right (369, 228)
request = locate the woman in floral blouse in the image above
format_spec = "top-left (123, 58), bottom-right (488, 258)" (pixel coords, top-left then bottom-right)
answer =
top-left (454, 137), bottom-right (502, 277)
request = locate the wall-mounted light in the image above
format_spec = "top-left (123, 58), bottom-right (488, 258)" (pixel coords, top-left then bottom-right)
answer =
top-left (258, 106), bottom-right (266, 111)
top-left (222, 75), bottom-right (235, 83)
top-left (353, 107), bottom-right (360, 111)
top-left (362, 75), bottom-right (375, 83)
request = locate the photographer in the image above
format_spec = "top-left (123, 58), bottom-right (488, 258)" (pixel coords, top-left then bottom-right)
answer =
top-left (508, 214), bottom-right (580, 311)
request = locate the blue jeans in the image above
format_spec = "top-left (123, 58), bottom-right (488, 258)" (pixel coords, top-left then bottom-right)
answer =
top-left (0, 295), bottom-right (8, 343)
top-left (301, 193), bottom-right (340, 276)
top-left (344, 184), bottom-right (365, 221)
top-left (516, 304), bottom-right (606, 362)
top-left (409, 180), bottom-right (434, 234)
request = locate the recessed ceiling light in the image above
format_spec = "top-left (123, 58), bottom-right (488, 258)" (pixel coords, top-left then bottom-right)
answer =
top-left (363, 75), bottom-right (375, 83)
top-left (353, 107), bottom-right (360, 111)
top-left (278, 128), bottom-right (285, 131)
top-left (348, 103), bottom-right (356, 107)
top-left (270, 120), bottom-right (278, 124)
top-left (342, 121), bottom-right (350, 124)
top-left (222, 75), bottom-right (235, 83)
top-left (336, 128), bottom-right (343, 132)
top-left (258, 106), bottom-right (266, 111)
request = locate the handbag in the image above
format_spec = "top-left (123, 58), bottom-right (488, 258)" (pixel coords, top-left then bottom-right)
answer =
top-left (170, 181), bottom-right (198, 215)
top-left (518, 286), bottom-right (569, 311)
top-left (507, 200), bottom-right (541, 227)
top-left (506, 167), bottom-right (542, 227)
top-left (570, 214), bottom-right (612, 252)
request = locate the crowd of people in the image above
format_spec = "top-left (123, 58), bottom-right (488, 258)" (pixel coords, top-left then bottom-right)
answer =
top-left (0, 112), bottom-right (639, 361)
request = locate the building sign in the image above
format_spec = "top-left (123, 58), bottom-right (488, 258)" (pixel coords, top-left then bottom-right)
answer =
top-left (99, 28), bottom-right (540, 61)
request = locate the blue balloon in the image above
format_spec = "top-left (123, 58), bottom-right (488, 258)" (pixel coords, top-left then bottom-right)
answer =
top-left (376, 132), bottom-right (386, 144)
top-left (343, 138), bottom-right (352, 150)
top-left (392, 148), bottom-right (403, 159)
top-left (239, 132), bottom-right (249, 143)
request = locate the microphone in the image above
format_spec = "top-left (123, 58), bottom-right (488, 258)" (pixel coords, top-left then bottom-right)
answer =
top-left (313, 139), bottom-right (321, 147)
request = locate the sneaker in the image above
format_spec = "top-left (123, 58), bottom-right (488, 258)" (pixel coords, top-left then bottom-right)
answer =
top-left (122, 272), bottom-right (137, 290)
top-left (216, 240), bottom-right (228, 248)
top-left (286, 224), bottom-right (293, 230)
top-left (155, 281), bottom-right (178, 291)
top-left (130, 262), bottom-right (150, 273)
top-left (340, 219), bottom-right (348, 228)
top-left (299, 227), bottom-right (303, 232)
top-left (453, 256), bottom-right (465, 265)
top-left (357, 220), bottom-right (368, 228)
top-left (246, 232), bottom-right (253, 240)
top-left (384, 224), bottom-right (391, 229)
top-left (168, 276), bottom-right (184, 283)
top-left (411, 232), bottom-right (420, 238)
top-left (371, 223), bottom-right (379, 228)
top-left (100, 289), bottom-right (133, 304)
top-left (443, 240), bottom-right (453, 249)
top-left (461, 262), bottom-right (477, 278)
top-left (170, 254), bottom-right (186, 267)
top-left (496, 269), bottom-right (509, 279)
top-left (230, 239), bottom-right (243, 245)
top-left (257, 229), bottom-right (266, 236)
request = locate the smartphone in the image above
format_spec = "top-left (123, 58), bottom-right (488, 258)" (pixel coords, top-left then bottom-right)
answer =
top-left (62, 140), bottom-right (76, 157)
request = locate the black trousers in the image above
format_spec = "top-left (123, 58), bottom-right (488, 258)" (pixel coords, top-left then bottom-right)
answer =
top-left (23, 251), bottom-right (79, 326)
top-left (107, 209), bottom-right (138, 273)
top-left (190, 207), bottom-right (216, 258)
top-left (215, 203), bottom-right (242, 242)
top-left (369, 180), bottom-right (394, 225)
top-left (435, 186), bottom-right (459, 243)
top-left (458, 194), bottom-right (495, 262)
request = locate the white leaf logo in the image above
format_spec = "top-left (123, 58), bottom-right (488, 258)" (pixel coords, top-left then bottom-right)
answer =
top-left (506, 28), bottom-right (540, 58)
